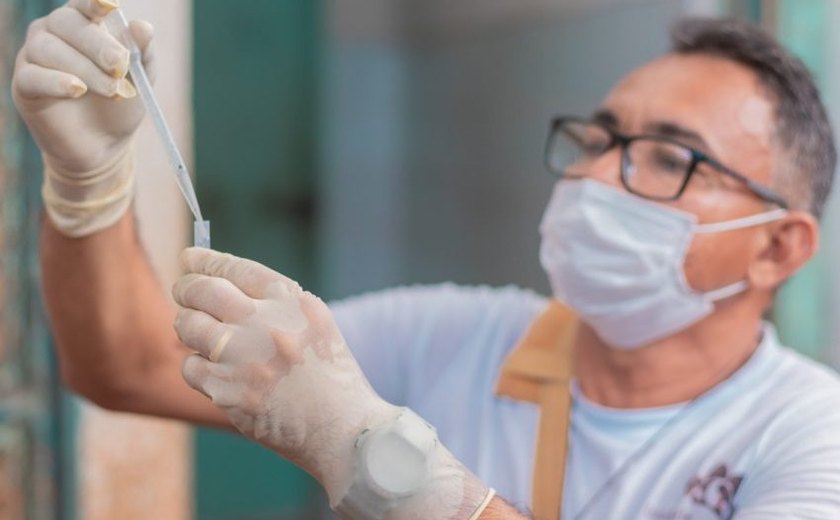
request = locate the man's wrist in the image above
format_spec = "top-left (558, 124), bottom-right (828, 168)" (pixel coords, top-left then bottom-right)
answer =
top-left (473, 496), bottom-right (530, 520)
top-left (330, 406), bottom-right (492, 520)
top-left (315, 401), bottom-right (402, 504)
top-left (331, 407), bottom-right (436, 517)
top-left (42, 144), bottom-right (136, 237)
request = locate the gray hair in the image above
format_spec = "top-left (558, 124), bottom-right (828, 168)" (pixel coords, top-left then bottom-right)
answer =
top-left (671, 17), bottom-right (836, 219)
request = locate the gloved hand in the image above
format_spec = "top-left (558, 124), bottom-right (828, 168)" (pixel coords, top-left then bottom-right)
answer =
top-left (173, 248), bottom-right (494, 519)
top-left (12, 0), bottom-right (155, 236)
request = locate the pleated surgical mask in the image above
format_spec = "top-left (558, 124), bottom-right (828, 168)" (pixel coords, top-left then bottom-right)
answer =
top-left (539, 179), bottom-right (787, 349)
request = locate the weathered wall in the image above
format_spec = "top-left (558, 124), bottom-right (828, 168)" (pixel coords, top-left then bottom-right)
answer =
top-left (77, 0), bottom-right (193, 518)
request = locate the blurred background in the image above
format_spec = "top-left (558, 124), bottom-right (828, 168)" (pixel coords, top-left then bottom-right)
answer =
top-left (1, 0), bottom-right (839, 518)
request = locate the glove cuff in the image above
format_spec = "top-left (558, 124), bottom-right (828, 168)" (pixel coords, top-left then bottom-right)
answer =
top-left (42, 145), bottom-right (135, 237)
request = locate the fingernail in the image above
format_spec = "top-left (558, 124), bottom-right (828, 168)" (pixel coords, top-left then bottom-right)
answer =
top-left (68, 79), bottom-right (87, 98)
top-left (103, 48), bottom-right (129, 79)
top-left (95, 0), bottom-right (119, 10)
top-left (113, 78), bottom-right (136, 99)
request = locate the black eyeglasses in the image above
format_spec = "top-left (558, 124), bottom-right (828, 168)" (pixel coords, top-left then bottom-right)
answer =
top-left (544, 116), bottom-right (788, 208)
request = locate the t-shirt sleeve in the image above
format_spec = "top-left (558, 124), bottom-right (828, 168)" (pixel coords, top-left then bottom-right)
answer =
top-left (328, 287), bottom-right (418, 406)
top-left (732, 386), bottom-right (840, 519)
top-left (329, 283), bottom-right (546, 408)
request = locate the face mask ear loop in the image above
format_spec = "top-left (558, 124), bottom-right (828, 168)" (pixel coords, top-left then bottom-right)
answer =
top-left (694, 209), bottom-right (786, 303)
top-left (704, 280), bottom-right (749, 302)
top-left (695, 208), bottom-right (788, 234)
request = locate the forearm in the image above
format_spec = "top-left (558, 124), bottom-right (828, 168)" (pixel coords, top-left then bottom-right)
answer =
top-left (478, 497), bottom-right (530, 519)
top-left (41, 210), bottom-right (229, 428)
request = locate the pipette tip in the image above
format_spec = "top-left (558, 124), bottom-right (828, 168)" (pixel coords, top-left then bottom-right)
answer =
top-left (194, 220), bottom-right (211, 248)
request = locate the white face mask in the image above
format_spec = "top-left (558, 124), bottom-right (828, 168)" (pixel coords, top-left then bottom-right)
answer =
top-left (538, 179), bottom-right (787, 350)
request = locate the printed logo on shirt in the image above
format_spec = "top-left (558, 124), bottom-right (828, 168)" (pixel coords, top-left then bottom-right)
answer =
top-left (646, 463), bottom-right (744, 520)
top-left (685, 464), bottom-right (743, 518)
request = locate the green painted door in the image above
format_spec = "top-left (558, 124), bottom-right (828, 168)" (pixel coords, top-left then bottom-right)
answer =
top-left (2, 1), bottom-right (67, 518)
top-left (192, 1), bottom-right (323, 518)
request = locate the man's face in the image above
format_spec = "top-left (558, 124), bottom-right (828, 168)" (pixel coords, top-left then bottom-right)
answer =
top-left (588, 52), bottom-right (778, 293)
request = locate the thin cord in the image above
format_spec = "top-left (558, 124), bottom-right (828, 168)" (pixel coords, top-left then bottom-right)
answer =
top-left (571, 391), bottom-right (704, 520)
top-left (571, 338), bottom-right (761, 520)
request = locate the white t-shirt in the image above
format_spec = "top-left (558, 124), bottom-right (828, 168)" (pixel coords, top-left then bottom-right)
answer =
top-left (331, 284), bottom-right (840, 520)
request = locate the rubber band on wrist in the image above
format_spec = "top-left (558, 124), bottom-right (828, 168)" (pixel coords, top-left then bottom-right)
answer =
top-left (468, 488), bottom-right (496, 520)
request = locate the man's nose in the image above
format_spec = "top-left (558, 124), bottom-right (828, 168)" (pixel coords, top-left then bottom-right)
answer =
top-left (573, 147), bottom-right (625, 189)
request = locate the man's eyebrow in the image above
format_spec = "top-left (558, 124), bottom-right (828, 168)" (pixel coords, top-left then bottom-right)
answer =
top-left (590, 111), bottom-right (712, 152)
top-left (592, 109), bottom-right (618, 128)
top-left (646, 121), bottom-right (709, 151)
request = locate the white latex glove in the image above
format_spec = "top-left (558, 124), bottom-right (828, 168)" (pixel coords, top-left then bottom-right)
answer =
top-left (12, 0), bottom-right (155, 236)
top-left (173, 248), bottom-right (493, 519)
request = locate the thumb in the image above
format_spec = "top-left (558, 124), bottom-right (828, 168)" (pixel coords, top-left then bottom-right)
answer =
top-left (128, 19), bottom-right (156, 82)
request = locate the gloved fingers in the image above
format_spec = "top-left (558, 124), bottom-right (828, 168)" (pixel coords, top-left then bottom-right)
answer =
top-left (67, 0), bottom-right (119, 23)
top-left (174, 308), bottom-right (232, 361)
top-left (259, 294), bottom-right (343, 370)
top-left (182, 353), bottom-right (215, 399)
top-left (47, 6), bottom-right (128, 79)
top-left (298, 291), bottom-right (342, 339)
top-left (182, 354), bottom-right (251, 407)
top-left (181, 248), bottom-right (302, 300)
top-left (211, 378), bottom-right (262, 412)
top-left (12, 61), bottom-right (87, 100)
top-left (128, 19), bottom-right (153, 52)
top-left (128, 19), bottom-right (156, 82)
top-left (172, 273), bottom-right (257, 323)
top-left (25, 30), bottom-right (134, 98)
top-left (224, 409), bottom-right (256, 435)
top-left (176, 309), bottom-right (282, 366)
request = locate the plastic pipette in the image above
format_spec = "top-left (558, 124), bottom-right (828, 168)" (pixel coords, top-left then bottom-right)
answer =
top-left (105, 10), bottom-right (211, 248)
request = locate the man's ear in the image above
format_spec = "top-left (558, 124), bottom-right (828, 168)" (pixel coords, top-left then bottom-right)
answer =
top-left (747, 211), bottom-right (819, 290)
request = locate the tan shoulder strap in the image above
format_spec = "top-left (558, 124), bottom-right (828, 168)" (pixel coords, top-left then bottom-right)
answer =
top-left (496, 301), bottom-right (578, 520)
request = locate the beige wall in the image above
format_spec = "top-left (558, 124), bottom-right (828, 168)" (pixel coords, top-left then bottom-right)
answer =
top-left (77, 1), bottom-right (193, 518)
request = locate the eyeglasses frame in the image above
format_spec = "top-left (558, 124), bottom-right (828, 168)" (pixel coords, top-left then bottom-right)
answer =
top-left (544, 116), bottom-right (789, 209)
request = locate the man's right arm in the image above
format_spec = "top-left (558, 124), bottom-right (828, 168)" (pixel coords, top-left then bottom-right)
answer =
top-left (13, 0), bottom-right (228, 428)
top-left (42, 211), bottom-right (229, 428)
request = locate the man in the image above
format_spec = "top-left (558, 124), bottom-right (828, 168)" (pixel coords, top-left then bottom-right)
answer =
top-left (12, 1), bottom-right (840, 518)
